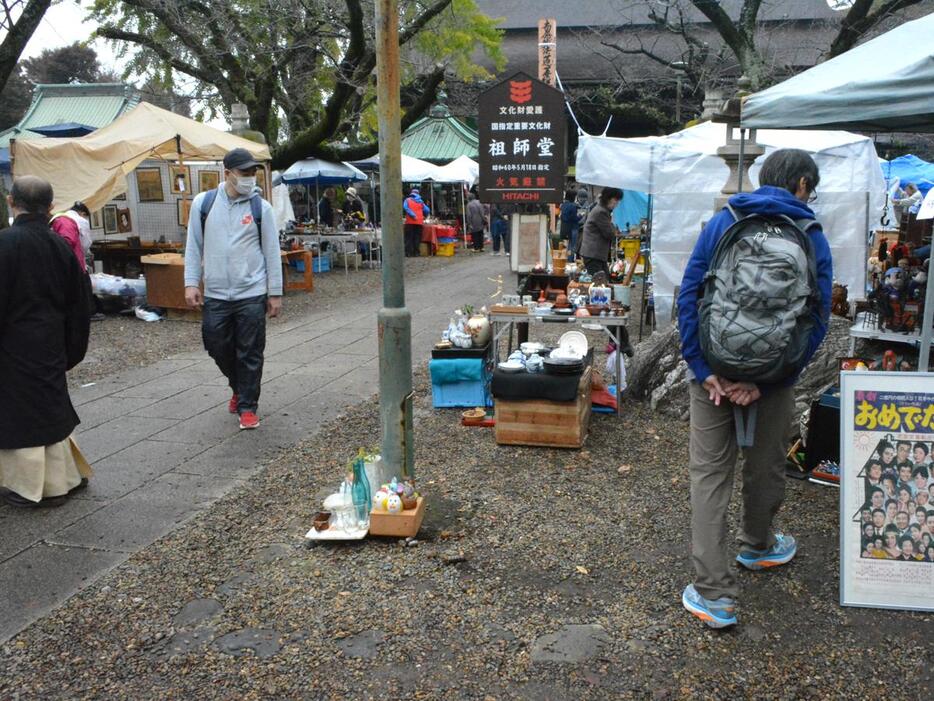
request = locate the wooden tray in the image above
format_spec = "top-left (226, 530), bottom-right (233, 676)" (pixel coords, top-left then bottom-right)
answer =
top-left (369, 497), bottom-right (426, 537)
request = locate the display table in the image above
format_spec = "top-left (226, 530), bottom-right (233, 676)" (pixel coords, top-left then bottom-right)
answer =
top-left (421, 224), bottom-right (456, 254)
top-left (489, 311), bottom-right (628, 417)
top-left (848, 314), bottom-right (934, 354)
top-left (295, 230), bottom-right (380, 272)
top-left (281, 250), bottom-right (314, 292)
top-left (94, 241), bottom-right (183, 277)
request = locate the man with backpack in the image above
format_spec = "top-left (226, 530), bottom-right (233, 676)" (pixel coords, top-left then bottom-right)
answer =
top-left (677, 149), bottom-right (833, 629)
top-left (184, 148), bottom-right (282, 430)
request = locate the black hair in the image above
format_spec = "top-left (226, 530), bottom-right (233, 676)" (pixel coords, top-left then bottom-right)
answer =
top-left (870, 486), bottom-right (884, 496)
top-left (879, 440), bottom-right (894, 452)
top-left (882, 472), bottom-right (897, 484)
top-left (871, 508), bottom-right (885, 516)
top-left (914, 442), bottom-right (929, 456)
top-left (884, 524), bottom-right (899, 534)
top-left (598, 187), bottom-right (623, 208)
top-left (885, 498), bottom-right (898, 509)
top-left (758, 148), bottom-right (820, 196)
top-left (71, 201), bottom-right (90, 216)
top-left (11, 176), bottom-right (53, 214)
top-left (912, 466), bottom-right (929, 479)
top-left (896, 440), bottom-right (911, 450)
top-left (898, 535), bottom-right (914, 547)
top-left (564, 189), bottom-right (576, 202)
top-left (898, 484), bottom-right (912, 496)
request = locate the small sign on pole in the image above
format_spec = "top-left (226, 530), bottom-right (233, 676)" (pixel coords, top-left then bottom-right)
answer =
top-left (538, 18), bottom-right (557, 87)
top-left (477, 72), bottom-right (567, 205)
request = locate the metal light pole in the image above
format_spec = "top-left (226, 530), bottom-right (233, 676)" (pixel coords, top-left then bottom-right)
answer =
top-left (672, 61), bottom-right (687, 126)
top-left (375, 0), bottom-right (415, 479)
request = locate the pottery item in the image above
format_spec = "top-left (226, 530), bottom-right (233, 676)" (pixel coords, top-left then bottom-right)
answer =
top-left (520, 341), bottom-right (546, 355)
top-left (313, 511), bottom-right (331, 531)
top-left (465, 314), bottom-right (491, 347)
top-left (558, 330), bottom-right (588, 357)
top-left (498, 360), bottom-right (525, 373)
top-left (554, 293), bottom-right (570, 308)
top-left (522, 295), bottom-right (533, 305)
top-left (525, 354), bottom-right (544, 373)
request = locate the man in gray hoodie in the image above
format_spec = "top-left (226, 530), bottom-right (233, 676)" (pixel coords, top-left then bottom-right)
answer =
top-left (184, 148), bottom-right (282, 430)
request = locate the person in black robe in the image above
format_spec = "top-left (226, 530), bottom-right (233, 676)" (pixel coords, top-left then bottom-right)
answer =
top-left (0, 176), bottom-right (92, 507)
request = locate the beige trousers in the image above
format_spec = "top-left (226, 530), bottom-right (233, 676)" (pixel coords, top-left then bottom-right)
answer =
top-left (0, 435), bottom-right (92, 502)
top-left (688, 381), bottom-right (794, 600)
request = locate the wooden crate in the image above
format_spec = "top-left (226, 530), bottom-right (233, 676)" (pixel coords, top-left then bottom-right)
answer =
top-left (369, 497), bottom-right (426, 537)
top-left (494, 368), bottom-right (591, 448)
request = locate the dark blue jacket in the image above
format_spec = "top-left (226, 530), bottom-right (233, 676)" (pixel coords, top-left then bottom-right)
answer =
top-left (677, 186), bottom-right (833, 388)
top-left (559, 201), bottom-right (578, 225)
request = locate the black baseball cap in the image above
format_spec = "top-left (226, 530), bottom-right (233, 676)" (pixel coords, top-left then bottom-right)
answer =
top-left (223, 147), bottom-right (261, 171)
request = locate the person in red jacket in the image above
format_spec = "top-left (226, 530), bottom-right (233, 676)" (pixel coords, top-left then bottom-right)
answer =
top-left (403, 188), bottom-right (430, 257)
top-left (50, 201), bottom-right (91, 272)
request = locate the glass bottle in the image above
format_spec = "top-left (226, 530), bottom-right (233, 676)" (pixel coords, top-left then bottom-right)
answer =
top-left (351, 457), bottom-right (372, 528)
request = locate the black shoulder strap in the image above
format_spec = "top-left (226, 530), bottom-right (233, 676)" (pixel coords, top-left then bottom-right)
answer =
top-left (199, 188), bottom-right (264, 249)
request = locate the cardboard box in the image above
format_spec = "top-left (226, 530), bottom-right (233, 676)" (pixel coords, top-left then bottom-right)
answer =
top-left (141, 253), bottom-right (189, 310)
top-left (369, 496), bottom-right (426, 537)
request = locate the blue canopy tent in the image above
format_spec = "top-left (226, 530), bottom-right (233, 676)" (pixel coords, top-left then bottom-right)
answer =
top-left (880, 154), bottom-right (934, 195)
top-left (612, 189), bottom-right (650, 231)
top-left (27, 122), bottom-right (97, 138)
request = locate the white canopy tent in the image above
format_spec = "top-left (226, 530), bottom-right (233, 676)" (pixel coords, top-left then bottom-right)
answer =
top-left (576, 120), bottom-right (886, 326)
top-left (351, 153), bottom-right (444, 182)
top-left (434, 155), bottom-right (479, 186)
top-left (742, 12), bottom-right (934, 133)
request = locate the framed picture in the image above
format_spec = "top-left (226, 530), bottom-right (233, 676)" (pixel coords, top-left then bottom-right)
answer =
top-left (136, 167), bottom-right (164, 202)
top-left (177, 198), bottom-right (192, 227)
top-left (90, 210), bottom-right (103, 230)
top-left (103, 205), bottom-right (118, 234)
top-left (113, 191), bottom-right (126, 201)
top-left (199, 170), bottom-right (220, 192)
top-left (170, 164), bottom-right (191, 194)
top-left (117, 208), bottom-right (132, 233)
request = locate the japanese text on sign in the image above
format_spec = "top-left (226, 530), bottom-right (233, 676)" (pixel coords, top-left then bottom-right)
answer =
top-left (853, 391), bottom-right (934, 432)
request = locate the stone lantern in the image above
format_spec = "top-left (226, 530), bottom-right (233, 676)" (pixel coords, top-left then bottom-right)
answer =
top-left (710, 77), bottom-right (764, 210)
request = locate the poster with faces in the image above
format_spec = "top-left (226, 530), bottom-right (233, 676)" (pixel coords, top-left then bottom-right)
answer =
top-left (841, 372), bottom-right (934, 611)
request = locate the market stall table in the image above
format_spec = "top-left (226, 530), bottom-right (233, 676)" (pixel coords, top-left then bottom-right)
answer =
top-left (421, 223), bottom-right (457, 254)
top-left (489, 310), bottom-right (629, 417)
top-left (296, 230), bottom-right (381, 272)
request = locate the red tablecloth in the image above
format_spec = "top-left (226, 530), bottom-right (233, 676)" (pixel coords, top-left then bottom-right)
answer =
top-left (421, 224), bottom-right (457, 253)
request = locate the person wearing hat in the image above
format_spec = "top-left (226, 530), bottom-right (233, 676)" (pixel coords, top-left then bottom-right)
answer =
top-left (344, 186), bottom-right (367, 224)
top-left (183, 147), bottom-right (283, 430)
top-left (403, 187), bottom-right (430, 257)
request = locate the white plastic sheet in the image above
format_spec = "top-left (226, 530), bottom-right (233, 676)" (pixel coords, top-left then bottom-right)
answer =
top-left (576, 121), bottom-right (885, 326)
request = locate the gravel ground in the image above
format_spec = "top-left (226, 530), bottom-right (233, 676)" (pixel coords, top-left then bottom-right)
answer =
top-left (4, 360), bottom-right (932, 698)
top-left (69, 254), bottom-right (474, 388)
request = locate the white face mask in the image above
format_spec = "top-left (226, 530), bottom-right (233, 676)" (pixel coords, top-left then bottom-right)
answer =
top-left (234, 176), bottom-right (256, 195)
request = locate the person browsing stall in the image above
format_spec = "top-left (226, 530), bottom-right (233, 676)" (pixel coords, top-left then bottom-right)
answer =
top-left (403, 188), bottom-right (429, 257)
top-left (184, 148), bottom-right (282, 430)
top-left (578, 187), bottom-right (622, 277)
top-left (676, 149), bottom-right (833, 629)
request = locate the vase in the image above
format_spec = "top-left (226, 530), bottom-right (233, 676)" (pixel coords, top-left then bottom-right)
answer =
top-left (466, 314), bottom-right (491, 347)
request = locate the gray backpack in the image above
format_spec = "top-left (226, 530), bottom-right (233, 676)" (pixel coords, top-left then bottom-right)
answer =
top-left (699, 205), bottom-right (820, 385)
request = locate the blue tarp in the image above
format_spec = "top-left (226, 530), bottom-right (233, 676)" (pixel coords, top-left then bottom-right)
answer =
top-left (28, 122), bottom-right (96, 138)
top-left (880, 154), bottom-right (934, 195)
top-left (612, 189), bottom-right (650, 231)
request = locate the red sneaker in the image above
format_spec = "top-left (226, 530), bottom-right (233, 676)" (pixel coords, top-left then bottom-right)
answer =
top-left (228, 394), bottom-right (239, 414)
top-left (239, 411), bottom-right (260, 430)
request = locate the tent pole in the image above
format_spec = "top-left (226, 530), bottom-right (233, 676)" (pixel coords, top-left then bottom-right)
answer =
top-left (919, 267), bottom-right (934, 372)
top-left (461, 186), bottom-right (467, 249)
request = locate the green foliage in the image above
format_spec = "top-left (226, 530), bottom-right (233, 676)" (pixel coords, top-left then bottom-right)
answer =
top-left (413, 0), bottom-right (505, 82)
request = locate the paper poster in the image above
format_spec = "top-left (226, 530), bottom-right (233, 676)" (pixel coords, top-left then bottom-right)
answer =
top-left (840, 371), bottom-right (934, 611)
top-left (917, 188), bottom-right (934, 220)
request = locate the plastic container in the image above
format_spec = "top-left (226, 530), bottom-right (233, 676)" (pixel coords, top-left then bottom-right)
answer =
top-left (312, 256), bottom-right (331, 273)
top-left (437, 242), bottom-right (456, 257)
top-left (431, 379), bottom-right (492, 408)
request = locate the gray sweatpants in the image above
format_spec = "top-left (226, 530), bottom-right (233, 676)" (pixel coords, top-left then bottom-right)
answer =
top-left (688, 381), bottom-right (795, 601)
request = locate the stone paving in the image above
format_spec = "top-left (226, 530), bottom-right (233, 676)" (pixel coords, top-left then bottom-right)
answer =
top-left (0, 252), bottom-right (506, 643)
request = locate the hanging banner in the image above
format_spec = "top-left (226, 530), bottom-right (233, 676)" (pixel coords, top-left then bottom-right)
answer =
top-left (477, 72), bottom-right (567, 205)
top-left (537, 18), bottom-right (557, 87)
top-left (840, 371), bottom-right (934, 611)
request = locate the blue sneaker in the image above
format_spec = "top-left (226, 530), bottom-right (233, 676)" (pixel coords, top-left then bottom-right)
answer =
top-left (736, 533), bottom-right (797, 571)
top-left (681, 584), bottom-right (737, 629)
